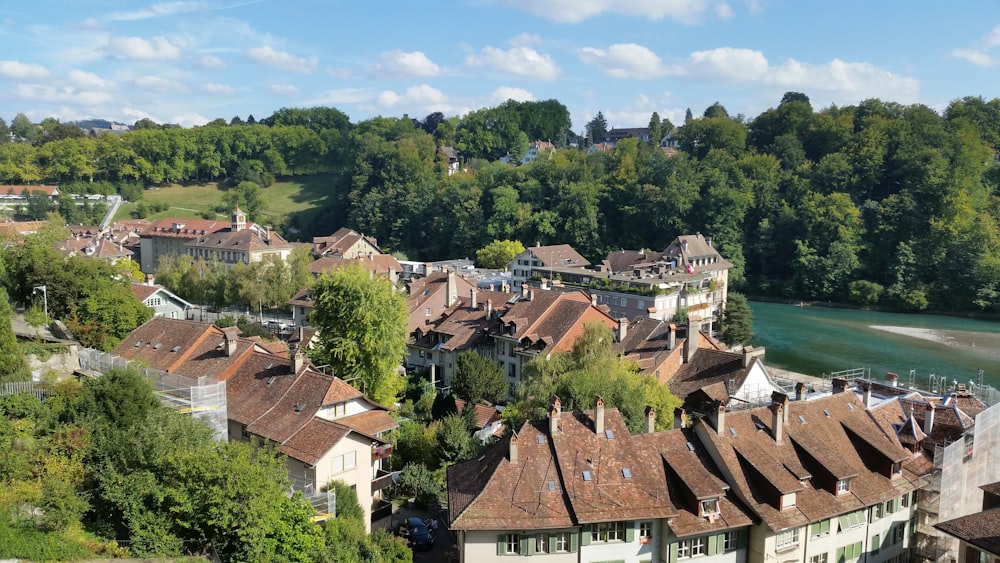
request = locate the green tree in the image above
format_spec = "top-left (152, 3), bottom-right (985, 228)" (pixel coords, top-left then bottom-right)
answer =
top-left (309, 264), bottom-right (408, 405)
top-left (77, 367), bottom-right (161, 427)
top-left (435, 414), bottom-right (479, 466)
top-left (453, 351), bottom-right (506, 405)
top-left (223, 180), bottom-right (265, 221)
top-left (0, 287), bottom-right (29, 383)
top-left (720, 293), bottom-right (753, 347)
top-left (396, 463), bottom-right (443, 508)
top-left (585, 111), bottom-right (608, 145)
top-left (475, 239), bottom-right (524, 270)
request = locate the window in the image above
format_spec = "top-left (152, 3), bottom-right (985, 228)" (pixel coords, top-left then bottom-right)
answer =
top-left (639, 522), bottom-right (653, 544)
top-left (776, 528), bottom-right (800, 550)
top-left (677, 540), bottom-right (691, 559)
top-left (591, 521), bottom-right (625, 543)
top-left (836, 541), bottom-right (862, 562)
top-left (901, 492), bottom-right (910, 508)
top-left (344, 451), bottom-right (356, 471)
top-left (872, 534), bottom-right (880, 554)
top-left (505, 534), bottom-right (520, 555)
top-left (331, 455), bottom-right (343, 474)
top-left (838, 510), bottom-right (865, 532)
top-left (424, 307), bottom-right (431, 316)
top-left (535, 534), bottom-right (548, 553)
top-left (810, 554), bottom-right (828, 563)
top-left (555, 532), bottom-right (569, 552)
top-left (893, 523), bottom-right (905, 544)
top-left (724, 531), bottom-right (738, 551)
top-left (811, 519), bottom-right (831, 538)
top-left (690, 536), bottom-right (706, 556)
top-left (837, 479), bottom-right (850, 494)
top-left (700, 498), bottom-right (720, 516)
top-left (240, 424), bottom-right (249, 438)
top-left (874, 503), bottom-right (884, 520)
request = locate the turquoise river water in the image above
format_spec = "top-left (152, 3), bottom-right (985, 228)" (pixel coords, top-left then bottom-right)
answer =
top-left (748, 301), bottom-right (1000, 389)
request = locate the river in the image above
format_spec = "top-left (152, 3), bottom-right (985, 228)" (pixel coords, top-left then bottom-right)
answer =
top-left (748, 301), bottom-right (1000, 390)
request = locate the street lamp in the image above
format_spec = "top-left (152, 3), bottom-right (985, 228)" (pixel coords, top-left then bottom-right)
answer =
top-left (32, 285), bottom-right (48, 320)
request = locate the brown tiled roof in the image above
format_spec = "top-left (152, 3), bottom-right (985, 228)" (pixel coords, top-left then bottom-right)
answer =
top-left (454, 399), bottom-right (502, 430)
top-left (527, 244), bottom-right (590, 268)
top-left (142, 218), bottom-right (229, 238)
top-left (406, 272), bottom-right (478, 332)
top-left (112, 317), bottom-right (227, 373)
top-left (4, 185), bottom-right (58, 196)
top-left (281, 418), bottom-right (351, 465)
top-left (668, 348), bottom-right (750, 401)
top-left (500, 290), bottom-right (616, 353)
top-left (602, 249), bottom-right (651, 274)
top-left (697, 393), bottom-right (921, 532)
top-left (982, 482), bottom-right (1000, 498)
top-left (659, 233), bottom-right (732, 270)
top-left (448, 420), bottom-right (576, 531)
top-left (936, 508), bottom-right (1000, 556)
top-left (943, 392), bottom-right (988, 417)
top-left (336, 409), bottom-right (398, 437)
top-left (184, 225), bottom-right (293, 253)
top-left (312, 227), bottom-right (380, 256)
top-left (322, 377), bottom-right (364, 405)
top-left (57, 236), bottom-right (133, 259)
top-left (224, 354), bottom-right (302, 426)
top-left (129, 283), bottom-right (191, 308)
top-left (310, 254), bottom-right (401, 276)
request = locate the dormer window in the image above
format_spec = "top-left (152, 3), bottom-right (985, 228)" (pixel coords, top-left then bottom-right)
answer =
top-left (700, 498), bottom-right (720, 516)
top-left (836, 479), bottom-right (850, 495)
top-left (780, 493), bottom-right (797, 510)
top-left (891, 461), bottom-right (902, 477)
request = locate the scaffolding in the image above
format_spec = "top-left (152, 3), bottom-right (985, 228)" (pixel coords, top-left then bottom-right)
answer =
top-left (77, 348), bottom-right (228, 441)
top-left (288, 471), bottom-right (336, 521)
top-left (912, 401), bottom-right (1000, 562)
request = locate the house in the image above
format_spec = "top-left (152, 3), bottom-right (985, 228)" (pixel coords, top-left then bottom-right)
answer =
top-left (310, 254), bottom-right (401, 284)
top-left (447, 397), bottom-right (753, 563)
top-left (111, 317), bottom-right (398, 529)
top-left (586, 142), bottom-right (614, 154)
top-left (660, 128), bottom-right (680, 149)
top-left (406, 271), bottom-right (478, 334)
top-left (138, 217), bottom-right (230, 273)
top-left (0, 185), bottom-right (60, 209)
top-left (522, 140), bottom-right (555, 164)
top-left (665, 342), bottom-right (781, 413)
top-left (439, 146), bottom-right (462, 176)
top-left (605, 127), bottom-right (651, 145)
top-left (312, 227), bottom-right (382, 259)
top-left (509, 244), bottom-right (590, 289)
top-left (56, 235), bottom-right (134, 264)
top-left (182, 207), bottom-right (295, 267)
top-left (935, 482), bottom-right (1000, 562)
top-left (131, 279), bottom-right (193, 319)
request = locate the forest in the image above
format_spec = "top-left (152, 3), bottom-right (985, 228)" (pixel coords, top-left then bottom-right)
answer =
top-left (1, 93), bottom-right (999, 313)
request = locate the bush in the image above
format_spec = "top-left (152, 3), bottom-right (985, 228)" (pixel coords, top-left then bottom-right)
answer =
top-left (396, 463), bottom-right (443, 508)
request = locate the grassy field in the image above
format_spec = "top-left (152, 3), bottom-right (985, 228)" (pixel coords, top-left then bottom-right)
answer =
top-left (114, 174), bottom-right (339, 237)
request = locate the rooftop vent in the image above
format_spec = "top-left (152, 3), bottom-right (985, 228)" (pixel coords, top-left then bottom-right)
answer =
top-left (686, 441), bottom-right (696, 451)
top-left (265, 363), bottom-right (273, 370)
top-left (729, 427), bottom-right (737, 436)
top-left (798, 415), bottom-right (806, 424)
top-left (605, 429), bottom-right (615, 439)
top-left (267, 376), bottom-right (277, 385)
top-left (582, 471), bottom-right (592, 481)
top-left (477, 455), bottom-right (486, 462)
top-left (547, 480), bottom-right (555, 491)
top-left (134, 340), bottom-right (142, 347)
top-left (753, 420), bottom-right (766, 431)
top-left (823, 409), bottom-right (831, 417)
top-left (622, 468), bottom-right (632, 479)
top-left (153, 342), bottom-right (161, 349)
top-left (294, 402), bottom-right (306, 412)
top-left (537, 435), bottom-right (546, 444)
top-left (847, 403), bottom-right (855, 411)
top-left (171, 345), bottom-right (181, 352)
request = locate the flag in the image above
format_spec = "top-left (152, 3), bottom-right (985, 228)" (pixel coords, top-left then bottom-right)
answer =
top-left (686, 263), bottom-right (695, 275)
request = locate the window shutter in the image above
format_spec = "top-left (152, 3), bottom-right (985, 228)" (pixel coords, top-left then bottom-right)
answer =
top-left (738, 529), bottom-right (748, 549)
top-left (707, 534), bottom-right (718, 555)
top-left (836, 546), bottom-right (846, 563)
top-left (668, 541), bottom-right (679, 563)
top-left (581, 525), bottom-right (591, 546)
top-left (626, 521), bottom-right (636, 543)
top-left (838, 515), bottom-right (850, 532)
top-left (521, 535), bottom-right (531, 555)
top-left (570, 532), bottom-right (579, 552)
top-left (497, 534), bottom-right (505, 556)
top-left (549, 534), bottom-right (557, 553)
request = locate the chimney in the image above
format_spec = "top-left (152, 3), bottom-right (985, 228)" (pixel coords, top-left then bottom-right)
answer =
top-left (549, 395), bottom-right (561, 435)
top-left (668, 323), bottom-right (677, 349)
top-left (470, 289), bottom-right (477, 310)
top-left (447, 271), bottom-right (457, 306)
top-left (509, 432), bottom-right (519, 464)
top-left (527, 289), bottom-right (534, 301)
top-left (673, 407), bottom-right (687, 430)
top-left (486, 299), bottom-right (493, 318)
top-left (885, 372), bottom-right (899, 387)
top-left (795, 382), bottom-right (806, 401)
top-left (924, 404), bottom-right (935, 436)
top-left (770, 403), bottom-right (784, 444)
top-left (646, 406), bottom-right (657, 433)
top-left (706, 236), bottom-right (712, 247)
top-left (292, 348), bottom-right (304, 374)
top-left (685, 319), bottom-right (700, 363)
top-left (521, 284), bottom-right (529, 299)
top-left (616, 317), bottom-right (628, 342)
top-left (714, 402), bottom-right (726, 435)
top-left (832, 378), bottom-right (847, 394)
top-left (429, 364), bottom-right (437, 391)
top-left (742, 346), bottom-right (754, 368)
top-left (863, 382), bottom-right (872, 408)
top-left (146, 273), bottom-right (155, 286)
top-left (223, 327), bottom-right (238, 357)
top-left (591, 293), bottom-right (598, 306)
top-left (772, 391), bottom-right (790, 423)
top-left (594, 396), bottom-right (605, 435)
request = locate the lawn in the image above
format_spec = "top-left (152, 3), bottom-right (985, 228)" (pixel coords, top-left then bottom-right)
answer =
top-left (114, 174), bottom-right (339, 236)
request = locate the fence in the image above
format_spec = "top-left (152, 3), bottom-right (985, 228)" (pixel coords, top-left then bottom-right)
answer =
top-left (0, 380), bottom-right (48, 400)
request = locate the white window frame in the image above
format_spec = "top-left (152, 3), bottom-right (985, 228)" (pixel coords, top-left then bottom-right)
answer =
top-left (639, 521), bottom-right (653, 544)
top-left (724, 531), bottom-right (738, 551)
top-left (700, 498), bottom-right (720, 516)
top-left (810, 554), bottom-right (828, 563)
top-left (535, 533), bottom-right (547, 553)
top-left (505, 533), bottom-right (520, 555)
top-left (677, 540), bottom-right (691, 559)
top-left (776, 528), bottom-right (800, 550)
top-left (837, 479), bottom-right (850, 494)
top-left (690, 536), bottom-right (706, 556)
top-left (555, 532), bottom-right (569, 552)
top-left (344, 450), bottom-right (356, 471)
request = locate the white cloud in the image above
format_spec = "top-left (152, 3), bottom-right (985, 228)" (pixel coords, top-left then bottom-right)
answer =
top-left (377, 84), bottom-right (447, 108)
top-left (198, 55), bottom-right (226, 69)
top-left (578, 43), bottom-right (667, 78)
top-left (204, 83), bottom-right (235, 95)
top-left (310, 87), bottom-right (374, 105)
top-left (109, 2), bottom-right (202, 21)
top-left (135, 75), bottom-right (181, 93)
top-left (950, 48), bottom-right (993, 67)
top-left (714, 2), bottom-right (734, 19)
top-left (499, 0), bottom-right (730, 24)
top-left (0, 60), bottom-right (50, 79)
top-left (170, 112), bottom-right (209, 127)
top-left (745, 0), bottom-right (765, 15)
top-left (766, 58), bottom-right (919, 102)
top-left (466, 46), bottom-right (560, 81)
top-left (326, 67), bottom-right (352, 79)
top-left (491, 86), bottom-right (535, 103)
top-left (105, 35), bottom-right (182, 60)
top-left (509, 33), bottom-right (543, 47)
top-left (68, 70), bottom-right (112, 90)
top-left (270, 84), bottom-right (300, 96)
top-left (247, 45), bottom-right (318, 74)
top-left (15, 83), bottom-right (112, 106)
top-left (375, 50), bottom-right (442, 77)
top-left (685, 47), bottom-right (769, 81)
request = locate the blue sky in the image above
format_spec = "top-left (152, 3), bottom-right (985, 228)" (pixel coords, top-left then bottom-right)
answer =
top-left (2, 0), bottom-right (1000, 130)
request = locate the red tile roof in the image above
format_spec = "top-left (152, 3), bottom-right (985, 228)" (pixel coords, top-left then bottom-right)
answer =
top-left (936, 508), bottom-right (1000, 556)
top-left (526, 245), bottom-right (590, 268)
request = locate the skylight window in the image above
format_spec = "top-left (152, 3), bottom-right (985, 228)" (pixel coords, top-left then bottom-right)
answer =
top-left (547, 480), bottom-right (555, 491)
top-left (267, 376), bottom-right (277, 385)
top-left (729, 427), bottom-right (737, 436)
top-left (134, 340), bottom-right (142, 347)
top-left (582, 471), bottom-right (592, 481)
top-left (153, 342), bottom-right (161, 349)
top-left (823, 409), bottom-right (831, 417)
top-left (798, 415), bottom-right (806, 424)
top-left (171, 345), bottom-right (181, 352)
top-left (622, 468), bottom-right (632, 479)
top-left (686, 442), bottom-right (696, 451)
top-left (537, 435), bottom-right (546, 444)
top-left (605, 429), bottom-right (615, 439)
top-left (294, 402), bottom-right (305, 412)
top-left (847, 403), bottom-right (855, 411)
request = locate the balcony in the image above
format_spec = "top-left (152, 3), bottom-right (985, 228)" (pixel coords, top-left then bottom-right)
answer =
top-left (372, 469), bottom-right (394, 492)
top-left (371, 498), bottom-right (393, 523)
top-left (372, 444), bottom-right (393, 462)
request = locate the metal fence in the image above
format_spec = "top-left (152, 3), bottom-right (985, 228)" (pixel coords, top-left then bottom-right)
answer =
top-left (0, 380), bottom-right (48, 400)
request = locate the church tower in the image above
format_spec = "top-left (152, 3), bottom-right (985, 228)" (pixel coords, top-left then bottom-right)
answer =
top-left (231, 206), bottom-right (247, 232)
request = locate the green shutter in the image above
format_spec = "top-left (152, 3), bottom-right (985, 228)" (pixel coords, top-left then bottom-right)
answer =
top-left (707, 534), bottom-right (718, 555)
top-left (668, 541), bottom-right (679, 563)
top-left (521, 535), bottom-right (530, 555)
top-left (872, 534), bottom-right (880, 554)
top-left (581, 525), bottom-right (591, 546)
top-left (548, 534), bottom-right (557, 553)
top-left (497, 534), bottom-right (505, 556)
top-left (738, 529), bottom-right (748, 549)
top-left (838, 515), bottom-right (849, 532)
top-left (626, 521), bottom-right (636, 543)
top-left (570, 532), bottom-right (579, 552)
top-left (836, 546), bottom-right (846, 563)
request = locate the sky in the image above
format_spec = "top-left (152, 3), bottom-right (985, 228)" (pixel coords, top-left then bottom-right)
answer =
top-left (2, 0), bottom-right (1000, 130)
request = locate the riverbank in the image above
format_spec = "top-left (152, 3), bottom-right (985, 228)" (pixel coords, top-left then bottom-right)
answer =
top-left (749, 295), bottom-right (1000, 324)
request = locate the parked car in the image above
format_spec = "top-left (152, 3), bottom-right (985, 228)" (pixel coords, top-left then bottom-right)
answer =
top-left (399, 516), bottom-right (434, 551)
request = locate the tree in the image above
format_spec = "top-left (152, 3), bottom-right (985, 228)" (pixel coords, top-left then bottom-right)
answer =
top-left (435, 414), bottom-right (479, 466)
top-left (223, 180), bottom-right (264, 221)
top-left (453, 351), bottom-right (506, 405)
top-left (396, 463), bottom-right (443, 508)
top-left (475, 239), bottom-right (524, 269)
top-left (77, 367), bottom-right (161, 427)
top-left (585, 111), bottom-right (608, 145)
top-left (0, 287), bottom-right (29, 383)
top-left (720, 293), bottom-right (753, 347)
top-left (309, 264), bottom-right (408, 405)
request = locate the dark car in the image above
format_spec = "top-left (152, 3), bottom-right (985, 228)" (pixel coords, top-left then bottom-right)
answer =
top-left (400, 516), bottom-right (434, 551)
